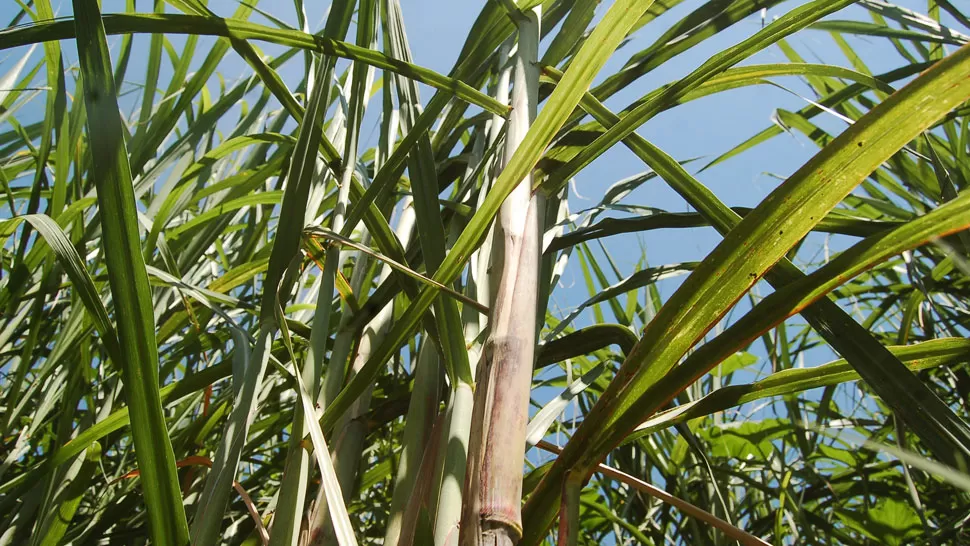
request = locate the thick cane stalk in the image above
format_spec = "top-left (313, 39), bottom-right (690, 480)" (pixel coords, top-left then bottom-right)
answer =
top-left (459, 7), bottom-right (541, 546)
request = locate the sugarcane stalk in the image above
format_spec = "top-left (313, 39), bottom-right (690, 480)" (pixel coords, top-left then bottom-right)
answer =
top-left (429, 126), bottom-right (493, 546)
top-left (556, 471), bottom-right (583, 546)
top-left (397, 410), bottom-right (448, 545)
top-left (384, 341), bottom-right (445, 546)
top-left (308, 203), bottom-right (416, 545)
top-left (481, 39), bottom-right (515, 320)
top-left (428, 35), bottom-right (511, 546)
top-left (269, 4), bottom-right (372, 541)
top-left (382, 0), bottom-right (478, 541)
top-left (459, 7), bottom-right (540, 546)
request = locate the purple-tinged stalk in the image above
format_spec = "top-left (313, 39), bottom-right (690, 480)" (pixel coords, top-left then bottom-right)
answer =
top-left (459, 6), bottom-right (540, 546)
top-left (428, 40), bottom-right (513, 546)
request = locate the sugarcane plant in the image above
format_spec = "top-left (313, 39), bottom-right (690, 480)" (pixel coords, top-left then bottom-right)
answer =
top-left (2, 0), bottom-right (970, 545)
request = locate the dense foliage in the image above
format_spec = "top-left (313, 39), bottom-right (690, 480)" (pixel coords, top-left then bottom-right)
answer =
top-left (1, 1), bottom-right (970, 545)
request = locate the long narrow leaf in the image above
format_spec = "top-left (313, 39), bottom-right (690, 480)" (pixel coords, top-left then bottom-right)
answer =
top-left (71, 1), bottom-right (189, 543)
top-left (521, 40), bottom-right (970, 545)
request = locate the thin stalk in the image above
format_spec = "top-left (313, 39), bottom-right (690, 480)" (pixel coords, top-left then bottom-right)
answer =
top-left (398, 410), bottom-right (448, 545)
top-left (262, 56), bottom-right (343, 546)
top-left (429, 130), bottom-right (490, 546)
top-left (317, 0), bottom-right (379, 417)
top-left (536, 191), bottom-right (568, 336)
top-left (382, 0), bottom-right (472, 389)
top-left (556, 472), bottom-right (582, 546)
top-left (239, 5), bottom-right (356, 545)
top-left (459, 8), bottom-right (541, 546)
top-left (384, 340), bottom-right (444, 546)
top-left (483, 40), bottom-right (514, 315)
top-left (309, 203), bottom-right (417, 545)
top-left (378, 18), bottom-right (440, 542)
top-left (431, 382), bottom-right (476, 545)
top-left (305, 7), bottom-right (384, 544)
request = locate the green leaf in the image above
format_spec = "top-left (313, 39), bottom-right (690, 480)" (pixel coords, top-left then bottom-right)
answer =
top-left (837, 498), bottom-right (924, 546)
top-left (0, 214), bottom-right (121, 365)
top-left (810, 20), bottom-right (968, 46)
top-left (542, 0), bottom-right (859, 190)
top-left (546, 208), bottom-right (902, 253)
top-left (702, 59), bottom-right (934, 170)
top-left (521, 40), bottom-right (970, 545)
top-left (708, 352), bottom-right (758, 378)
top-left (701, 418), bottom-right (791, 461)
top-left (276, 300), bottom-right (359, 546)
top-left (71, 1), bottom-right (189, 543)
top-left (34, 442), bottom-right (101, 546)
top-left (0, 14), bottom-right (509, 117)
top-left (537, 323), bottom-right (637, 369)
top-left (319, 0), bottom-right (662, 437)
top-left (645, 187), bottom-right (970, 428)
top-left (525, 363), bottom-right (606, 447)
top-left (632, 338), bottom-right (970, 437)
top-left (604, 41), bottom-right (970, 450)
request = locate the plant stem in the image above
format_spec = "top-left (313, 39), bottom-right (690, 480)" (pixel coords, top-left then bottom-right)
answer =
top-left (459, 7), bottom-right (541, 545)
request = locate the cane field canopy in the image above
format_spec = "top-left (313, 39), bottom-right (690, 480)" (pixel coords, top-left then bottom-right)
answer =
top-left (2, 1), bottom-right (970, 545)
